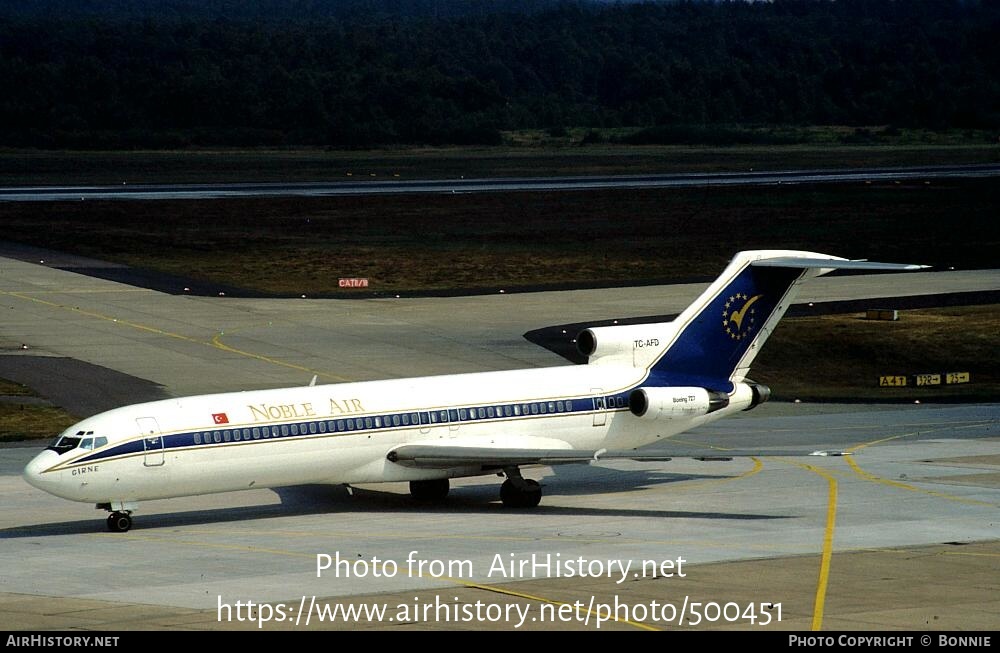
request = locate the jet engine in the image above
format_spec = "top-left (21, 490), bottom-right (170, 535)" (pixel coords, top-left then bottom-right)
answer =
top-left (628, 386), bottom-right (730, 421)
top-left (577, 323), bottom-right (675, 366)
top-left (744, 382), bottom-right (771, 411)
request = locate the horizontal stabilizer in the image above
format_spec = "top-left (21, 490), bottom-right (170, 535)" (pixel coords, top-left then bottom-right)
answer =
top-left (752, 257), bottom-right (928, 271)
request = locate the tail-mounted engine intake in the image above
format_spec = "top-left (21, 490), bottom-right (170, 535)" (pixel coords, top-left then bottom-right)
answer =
top-left (629, 386), bottom-right (730, 421)
top-left (577, 323), bottom-right (676, 367)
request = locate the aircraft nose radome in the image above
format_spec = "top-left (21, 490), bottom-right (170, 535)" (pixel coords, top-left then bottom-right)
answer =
top-left (22, 450), bottom-right (59, 492)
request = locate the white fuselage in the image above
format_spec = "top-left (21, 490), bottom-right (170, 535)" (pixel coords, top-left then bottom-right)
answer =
top-left (30, 248), bottom-right (895, 512)
top-left (23, 363), bottom-right (751, 505)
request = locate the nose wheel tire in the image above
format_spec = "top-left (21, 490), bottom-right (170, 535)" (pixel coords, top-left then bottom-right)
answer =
top-left (106, 511), bottom-right (133, 532)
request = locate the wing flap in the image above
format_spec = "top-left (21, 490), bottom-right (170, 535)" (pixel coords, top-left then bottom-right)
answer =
top-left (386, 444), bottom-right (674, 468)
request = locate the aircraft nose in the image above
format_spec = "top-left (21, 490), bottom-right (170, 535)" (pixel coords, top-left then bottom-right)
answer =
top-left (23, 449), bottom-right (61, 493)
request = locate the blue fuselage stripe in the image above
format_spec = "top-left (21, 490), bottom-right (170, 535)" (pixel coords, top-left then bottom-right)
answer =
top-left (69, 391), bottom-right (638, 466)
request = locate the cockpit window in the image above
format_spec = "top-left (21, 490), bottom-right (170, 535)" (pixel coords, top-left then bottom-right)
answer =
top-left (47, 430), bottom-right (106, 454)
top-left (47, 436), bottom-right (82, 454)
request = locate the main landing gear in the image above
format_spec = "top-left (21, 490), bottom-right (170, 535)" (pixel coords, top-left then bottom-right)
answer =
top-left (408, 468), bottom-right (543, 509)
top-left (106, 511), bottom-right (133, 532)
top-left (500, 466), bottom-right (542, 508)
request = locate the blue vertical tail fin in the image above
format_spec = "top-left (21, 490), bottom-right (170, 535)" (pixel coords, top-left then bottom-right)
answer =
top-left (646, 250), bottom-right (926, 391)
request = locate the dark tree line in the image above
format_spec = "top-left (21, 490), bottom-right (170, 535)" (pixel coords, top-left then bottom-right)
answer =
top-left (1, 0), bottom-right (996, 148)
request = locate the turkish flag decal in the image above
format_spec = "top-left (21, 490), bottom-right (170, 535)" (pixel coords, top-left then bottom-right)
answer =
top-left (212, 413), bottom-right (229, 425)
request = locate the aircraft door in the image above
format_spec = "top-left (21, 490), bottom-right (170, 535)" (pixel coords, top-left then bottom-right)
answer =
top-left (591, 389), bottom-right (606, 427)
top-left (137, 417), bottom-right (165, 467)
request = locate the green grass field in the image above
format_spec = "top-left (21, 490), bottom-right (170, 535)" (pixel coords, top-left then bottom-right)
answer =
top-left (0, 379), bottom-right (76, 442)
top-left (1, 178), bottom-right (995, 295)
top-left (0, 403), bottom-right (77, 443)
top-left (1, 138), bottom-right (996, 185)
top-left (753, 305), bottom-right (1000, 403)
top-left (0, 379), bottom-right (37, 396)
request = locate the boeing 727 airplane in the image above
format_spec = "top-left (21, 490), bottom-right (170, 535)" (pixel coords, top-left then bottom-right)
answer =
top-left (23, 250), bottom-right (925, 532)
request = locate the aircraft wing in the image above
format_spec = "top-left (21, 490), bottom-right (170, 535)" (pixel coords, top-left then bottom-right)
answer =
top-left (386, 444), bottom-right (849, 468)
top-left (387, 444), bottom-right (673, 467)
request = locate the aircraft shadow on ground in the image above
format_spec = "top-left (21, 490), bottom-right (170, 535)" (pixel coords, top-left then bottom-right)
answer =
top-left (535, 463), bottom-right (734, 496)
top-left (2, 467), bottom-right (786, 537)
top-left (343, 487), bottom-right (789, 522)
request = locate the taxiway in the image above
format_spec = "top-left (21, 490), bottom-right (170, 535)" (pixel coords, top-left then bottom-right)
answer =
top-left (0, 255), bottom-right (997, 631)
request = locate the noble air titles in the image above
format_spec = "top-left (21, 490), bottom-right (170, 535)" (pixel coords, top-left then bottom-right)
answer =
top-left (248, 398), bottom-right (366, 422)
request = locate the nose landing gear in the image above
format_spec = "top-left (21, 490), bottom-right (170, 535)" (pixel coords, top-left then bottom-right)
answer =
top-left (97, 502), bottom-right (138, 532)
top-left (106, 511), bottom-right (133, 532)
